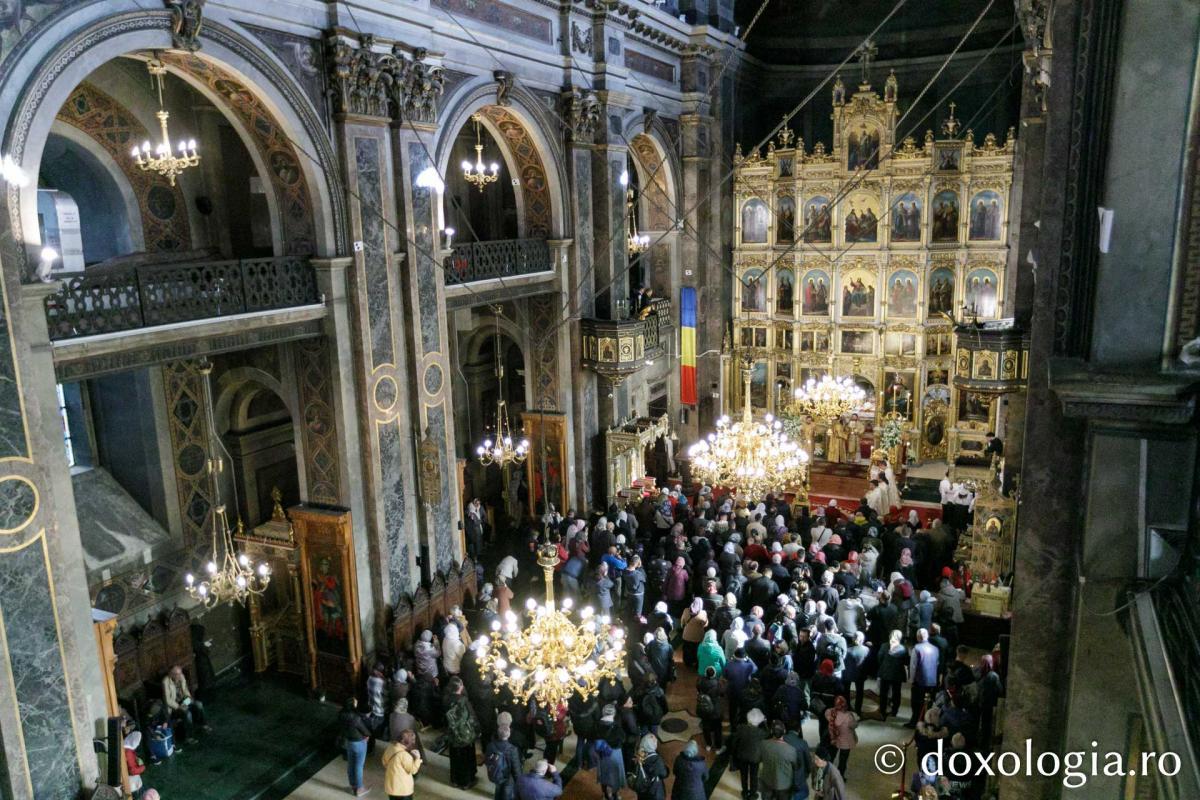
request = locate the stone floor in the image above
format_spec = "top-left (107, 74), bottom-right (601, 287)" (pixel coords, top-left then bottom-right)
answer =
top-left (140, 676), bottom-right (339, 800)
top-left (285, 654), bottom-right (920, 800)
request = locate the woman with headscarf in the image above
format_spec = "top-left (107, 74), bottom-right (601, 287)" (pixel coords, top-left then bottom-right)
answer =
top-left (723, 616), bottom-right (749, 660)
top-left (592, 704), bottom-right (626, 800)
top-left (770, 670), bottom-right (806, 731)
top-left (697, 629), bottom-right (727, 677)
top-left (680, 598), bottom-right (708, 667)
top-left (123, 731), bottom-right (145, 793)
top-left (413, 629), bottom-right (440, 683)
top-left (824, 695), bottom-right (858, 778)
top-left (632, 733), bottom-right (669, 800)
top-left (877, 629), bottom-right (909, 721)
top-left (646, 628), bottom-right (675, 687)
top-left (441, 624), bottom-right (466, 676)
top-left (444, 676), bottom-right (480, 789)
top-left (648, 601), bottom-right (675, 639)
top-left (671, 740), bottom-right (709, 800)
top-left (663, 557), bottom-right (690, 616)
top-left (810, 659), bottom-right (843, 744)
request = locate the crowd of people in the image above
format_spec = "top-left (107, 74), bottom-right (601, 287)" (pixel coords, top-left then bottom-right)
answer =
top-left (344, 478), bottom-right (1004, 800)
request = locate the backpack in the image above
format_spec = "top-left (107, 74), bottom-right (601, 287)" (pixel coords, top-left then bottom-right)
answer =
top-left (485, 749), bottom-right (507, 783)
top-left (628, 758), bottom-right (659, 794)
top-left (446, 700), bottom-right (477, 746)
top-left (817, 636), bottom-right (845, 672)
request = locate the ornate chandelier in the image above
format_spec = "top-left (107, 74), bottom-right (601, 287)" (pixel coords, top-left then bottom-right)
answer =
top-left (130, 58), bottom-right (199, 187)
top-left (461, 113), bottom-right (500, 191)
top-left (185, 360), bottom-right (271, 609)
top-left (687, 364), bottom-right (809, 498)
top-left (626, 188), bottom-right (650, 254)
top-left (476, 312), bottom-right (529, 467)
top-left (474, 543), bottom-right (625, 709)
top-left (791, 374), bottom-right (867, 422)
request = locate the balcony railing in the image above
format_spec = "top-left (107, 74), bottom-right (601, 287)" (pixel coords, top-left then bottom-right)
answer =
top-left (45, 255), bottom-right (319, 341)
top-left (443, 238), bottom-right (553, 285)
top-left (581, 297), bottom-right (672, 383)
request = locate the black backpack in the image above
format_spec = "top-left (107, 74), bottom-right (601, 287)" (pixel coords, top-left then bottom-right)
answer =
top-left (696, 691), bottom-right (717, 720)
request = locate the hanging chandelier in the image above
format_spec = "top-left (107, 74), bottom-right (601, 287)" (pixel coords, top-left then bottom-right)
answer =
top-left (790, 374), bottom-right (867, 422)
top-left (461, 113), bottom-right (500, 191)
top-left (626, 188), bottom-right (650, 254)
top-left (130, 58), bottom-right (199, 187)
top-left (687, 364), bottom-right (810, 499)
top-left (476, 312), bottom-right (529, 467)
top-left (185, 360), bottom-right (271, 609)
top-left (474, 543), bottom-right (625, 709)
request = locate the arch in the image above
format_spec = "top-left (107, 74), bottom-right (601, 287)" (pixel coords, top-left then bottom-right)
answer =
top-left (47, 122), bottom-right (147, 255)
top-left (52, 81), bottom-right (189, 254)
top-left (622, 113), bottom-right (683, 232)
top-left (458, 311), bottom-right (531, 409)
top-left (436, 80), bottom-right (568, 239)
top-left (2, 9), bottom-right (347, 272)
top-left (213, 366), bottom-right (295, 438)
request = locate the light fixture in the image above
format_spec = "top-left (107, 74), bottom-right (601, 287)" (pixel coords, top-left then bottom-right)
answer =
top-left (130, 58), bottom-right (199, 187)
top-left (461, 113), bottom-right (500, 192)
top-left (790, 374), bottom-right (867, 422)
top-left (476, 309), bottom-right (529, 467)
top-left (474, 543), bottom-right (624, 710)
top-left (0, 155), bottom-right (29, 187)
top-left (687, 362), bottom-right (809, 499)
top-left (185, 359), bottom-right (271, 609)
top-left (626, 187), bottom-right (650, 254)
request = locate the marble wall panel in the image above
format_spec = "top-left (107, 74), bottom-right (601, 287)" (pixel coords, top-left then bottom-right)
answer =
top-left (377, 419), bottom-right (410, 600)
top-left (355, 137), bottom-right (394, 367)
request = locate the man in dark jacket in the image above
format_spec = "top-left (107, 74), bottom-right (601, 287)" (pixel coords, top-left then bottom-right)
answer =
top-left (516, 760), bottom-right (563, 800)
top-left (485, 725), bottom-right (522, 800)
top-left (724, 648), bottom-right (758, 725)
top-left (730, 708), bottom-right (767, 800)
top-left (624, 556), bottom-right (647, 619)
top-left (842, 631), bottom-right (871, 715)
top-left (750, 571), bottom-right (781, 610)
top-left (745, 624), bottom-right (772, 670)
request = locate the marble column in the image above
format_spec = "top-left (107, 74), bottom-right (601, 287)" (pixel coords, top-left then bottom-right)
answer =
top-left (564, 132), bottom-right (602, 507)
top-left (391, 122), bottom-right (463, 574)
top-left (330, 110), bottom-right (422, 637)
top-left (591, 126), bottom-right (631, 427)
top-left (0, 282), bottom-right (104, 798)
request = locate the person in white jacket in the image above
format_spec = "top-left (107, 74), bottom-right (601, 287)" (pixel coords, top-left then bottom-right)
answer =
top-left (441, 623), bottom-right (466, 675)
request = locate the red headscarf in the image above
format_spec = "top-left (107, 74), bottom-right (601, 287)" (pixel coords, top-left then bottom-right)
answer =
top-left (818, 659), bottom-right (835, 677)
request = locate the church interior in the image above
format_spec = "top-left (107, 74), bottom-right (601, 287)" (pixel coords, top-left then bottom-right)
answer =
top-left (0, 1), bottom-right (1195, 799)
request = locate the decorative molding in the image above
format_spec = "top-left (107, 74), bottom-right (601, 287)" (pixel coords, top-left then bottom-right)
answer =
top-left (294, 336), bottom-right (341, 505)
top-left (241, 25), bottom-right (327, 120)
top-left (431, 0), bottom-right (552, 44)
top-left (493, 70), bottom-right (513, 107)
top-left (1049, 359), bottom-right (1200, 425)
top-left (570, 21), bottom-right (594, 57)
top-left (479, 105), bottom-right (552, 237)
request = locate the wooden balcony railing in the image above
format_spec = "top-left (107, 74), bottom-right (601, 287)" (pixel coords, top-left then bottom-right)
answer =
top-left (443, 238), bottom-right (553, 284)
top-left (44, 255), bottom-right (319, 341)
top-left (580, 297), bottom-right (672, 383)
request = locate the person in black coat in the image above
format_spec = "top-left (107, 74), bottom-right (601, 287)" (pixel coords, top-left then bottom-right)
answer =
top-left (634, 675), bottom-right (668, 734)
top-left (696, 665), bottom-right (726, 749)
top-left (645, 629), bottom-right (675, 688)
top-left (671, 740), bottom-right (709, 800)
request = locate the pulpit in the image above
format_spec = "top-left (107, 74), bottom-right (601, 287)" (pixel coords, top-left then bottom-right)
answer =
top-left (604, 414), bottom-right (671, 503)
top-left (236, 488), bottom-right (308, 681)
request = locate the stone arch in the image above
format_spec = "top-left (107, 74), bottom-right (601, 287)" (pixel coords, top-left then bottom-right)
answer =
top-left (53, 81), bottom-right (190, 253)
top-left (436, 81), bottom-right (568, 239)
top-left (460, 311), bottom-right (531, 404)
top-left (623, 114), bottom-right (682, 233)
top-left (213, 366), bottom-right (296, 435)
top-left (1, 9), bottom-right (347, 273)
top-left (48, 121), bottom-right (147, 253)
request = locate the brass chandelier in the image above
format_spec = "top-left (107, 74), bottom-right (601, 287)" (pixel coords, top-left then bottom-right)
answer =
top-left (461, 113), bottom-right (500, 191)
top-left (185, 360), bottom-right (271, 609)
top-left (687, 364), bottom-right (810, 499)
top-left (476, 312), bottom-right (529, 467)
top-left (790, 374), bottom-right (867, 422)
top-left (626, 188), bottom-right (650, 254)
top-left (130, 58), bottom-right (199, 187)
top-left (474, 543), bottom-right (625, 709)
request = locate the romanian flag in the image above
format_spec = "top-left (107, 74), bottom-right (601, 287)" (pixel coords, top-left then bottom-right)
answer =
top-left (680, 287), bottom-right (697, 405)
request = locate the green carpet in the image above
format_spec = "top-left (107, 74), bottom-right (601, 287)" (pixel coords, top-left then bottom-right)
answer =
top-left (902, 476), bottom-right (942, 504)
top-left (141, 676), bottom-right (338, 800)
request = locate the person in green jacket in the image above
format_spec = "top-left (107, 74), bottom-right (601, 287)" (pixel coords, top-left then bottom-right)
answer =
top-left (697, 629), bottom-right (727, 677)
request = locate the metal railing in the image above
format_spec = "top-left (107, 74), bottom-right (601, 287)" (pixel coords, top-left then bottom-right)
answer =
top-left (443, 238), bottom-right (553, 285)
top-left (45, 256), bottom-right (319, 341)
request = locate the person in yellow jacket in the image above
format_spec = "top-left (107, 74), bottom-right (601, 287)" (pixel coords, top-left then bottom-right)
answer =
top-left (382, 729), bottom-right (422, 800)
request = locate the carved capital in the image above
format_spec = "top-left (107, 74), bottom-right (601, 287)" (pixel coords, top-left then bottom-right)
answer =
top-left (325, 33), bottom-right (445, 124)
top-left (560, 88), bottom-right (602, 144)
top-left (165, 0), bottom-right (205, 52)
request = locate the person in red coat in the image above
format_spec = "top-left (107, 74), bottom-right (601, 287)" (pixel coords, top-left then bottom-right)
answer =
top-left (124, 731), bottom-right (146, 792)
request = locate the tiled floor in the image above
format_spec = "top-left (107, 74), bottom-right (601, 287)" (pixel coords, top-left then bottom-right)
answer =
top-left (286, 654), bottom-right (918, 800)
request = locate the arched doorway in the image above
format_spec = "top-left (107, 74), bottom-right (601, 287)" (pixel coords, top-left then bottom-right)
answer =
top-left (444, 116), bottom-right (519, 242)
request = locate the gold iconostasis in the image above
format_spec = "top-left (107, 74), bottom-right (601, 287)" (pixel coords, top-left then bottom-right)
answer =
top-left (723, 74), bottom-right (1017, 466)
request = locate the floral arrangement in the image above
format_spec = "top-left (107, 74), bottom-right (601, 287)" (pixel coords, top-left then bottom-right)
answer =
top-left (878, 418), bottom-right (904, 452)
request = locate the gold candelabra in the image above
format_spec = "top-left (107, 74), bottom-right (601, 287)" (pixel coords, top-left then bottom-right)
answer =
top-left (687, 365), bottom-right (809, 499)
top-left (626, 188), bottom-right (650, 254)
top-left (130, 59), bottom-right (199, 187)
top-left (461, 113), bottom-right (500, 191)
top-left (473, 543), bottom-right (625, 709)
